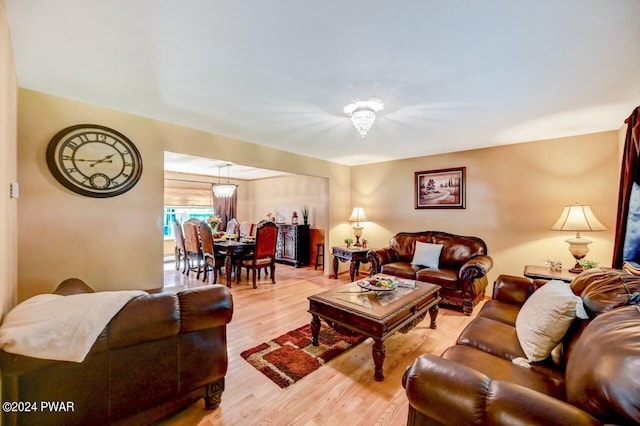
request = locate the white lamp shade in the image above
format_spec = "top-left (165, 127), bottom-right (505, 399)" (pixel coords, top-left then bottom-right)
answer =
top-left (348, 207), bottom-right (368, 223)
top-left (551, 204), bottom-right (606, 231)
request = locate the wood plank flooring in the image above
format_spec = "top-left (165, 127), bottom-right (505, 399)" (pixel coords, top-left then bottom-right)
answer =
top-left (159, 262), bottom-right (483, 426)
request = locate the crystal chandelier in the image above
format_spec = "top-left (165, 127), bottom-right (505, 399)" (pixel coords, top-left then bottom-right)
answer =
top-left (212, 163), bottom-right (237, 198)
top-left (344, 98), bottom-right (384, 137)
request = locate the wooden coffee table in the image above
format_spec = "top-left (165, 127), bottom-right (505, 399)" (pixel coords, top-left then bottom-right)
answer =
top-left (308, 275), bottom-right (440, 381)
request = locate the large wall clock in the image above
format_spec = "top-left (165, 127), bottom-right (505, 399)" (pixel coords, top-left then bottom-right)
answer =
top-left (46, 124), bottom-right (143, 198)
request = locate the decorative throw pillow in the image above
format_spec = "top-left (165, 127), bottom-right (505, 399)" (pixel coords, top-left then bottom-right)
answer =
top-left (515, 280), bottom-right (588, 362)
top-left (411, 241), bottom-right (443, 269)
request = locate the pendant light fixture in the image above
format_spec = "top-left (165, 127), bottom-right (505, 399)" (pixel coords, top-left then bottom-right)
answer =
top-left (212, 163), bottom-right (237, 198)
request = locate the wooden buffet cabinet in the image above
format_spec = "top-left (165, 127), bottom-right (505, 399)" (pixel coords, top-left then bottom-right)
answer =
top-left (275, 224), bottom-right (310, 267)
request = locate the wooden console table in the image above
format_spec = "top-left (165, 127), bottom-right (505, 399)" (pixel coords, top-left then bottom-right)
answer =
top-left (332, 246), bottom-right (371, 281)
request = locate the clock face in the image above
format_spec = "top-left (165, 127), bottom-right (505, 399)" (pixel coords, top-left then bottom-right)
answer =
top-left (46, 124), bottom-right (143, 198)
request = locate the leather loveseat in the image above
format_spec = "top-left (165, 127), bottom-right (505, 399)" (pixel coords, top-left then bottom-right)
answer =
top-left (367, 231), bottom-right (493, 315)
top-left (402, 269), bottom-right (640, 425)
top-left (0, 278), bottom-right (234, 426)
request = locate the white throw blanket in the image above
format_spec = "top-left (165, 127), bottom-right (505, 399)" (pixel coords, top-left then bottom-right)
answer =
top-left (0, 290), bottom-right (146, 362)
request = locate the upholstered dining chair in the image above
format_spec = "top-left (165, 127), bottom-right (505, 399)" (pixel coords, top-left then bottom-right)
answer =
top-left (173, 220), bottom-right (188, 273)
top-left (239, 221), bottom-right (255, 238)
top-left (239, 220), bottom-right (278, 289)
top-left (226, 218), bottom-right (239, 236)
top-left (198, 221), bottom-right (225, 284)
top-left (183, 220), bottom-right (203, 280)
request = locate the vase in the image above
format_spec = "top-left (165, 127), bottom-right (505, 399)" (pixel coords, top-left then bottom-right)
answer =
top-left (210, 224), bottom-right (218, 234)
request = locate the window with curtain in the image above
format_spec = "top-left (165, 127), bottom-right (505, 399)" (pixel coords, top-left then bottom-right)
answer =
top-left (164, 178), bottom-right (215, 238)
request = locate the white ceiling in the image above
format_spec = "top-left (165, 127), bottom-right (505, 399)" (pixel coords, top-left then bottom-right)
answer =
top-left (6, 1), bottom-right (640, 166)
top-left (164, 152), bottom-right (292, 180)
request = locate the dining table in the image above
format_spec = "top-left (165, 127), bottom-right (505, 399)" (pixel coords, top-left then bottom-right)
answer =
top-left (214, 239), bottom-right (256, 287)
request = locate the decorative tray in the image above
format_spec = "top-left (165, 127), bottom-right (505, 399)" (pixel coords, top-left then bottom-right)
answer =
top-left (357, 277), bottom-right (397, 292)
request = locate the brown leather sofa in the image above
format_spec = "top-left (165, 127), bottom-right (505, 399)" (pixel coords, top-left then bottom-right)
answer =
top-left (0, 278), bottom-right (234, 426)
top-left (402, 269), bottom-right (640, 425)
top-left (367, 231), bottom-right (493, 315)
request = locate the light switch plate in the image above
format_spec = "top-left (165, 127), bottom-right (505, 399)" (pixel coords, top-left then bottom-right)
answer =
top-left (9, 182), bottom-right (19, 198)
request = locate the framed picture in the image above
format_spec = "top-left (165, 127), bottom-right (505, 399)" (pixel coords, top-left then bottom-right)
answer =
top-left (415, 167), bottom-right (466, 209)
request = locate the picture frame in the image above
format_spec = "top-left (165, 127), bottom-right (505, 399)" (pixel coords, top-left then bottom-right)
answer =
top-left (415, 167), bottom-right (466, 209)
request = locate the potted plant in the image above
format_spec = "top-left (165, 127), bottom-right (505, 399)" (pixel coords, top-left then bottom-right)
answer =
top-left (344, 237), bottom-right (353, 248)
top-left (302, 205), bottom-right (310, 225)
top-left (578, 258), bottom-right (598, 270)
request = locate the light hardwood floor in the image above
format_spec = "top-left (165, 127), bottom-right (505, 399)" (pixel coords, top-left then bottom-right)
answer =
top-left (159, 262), bottom-right (484, 426)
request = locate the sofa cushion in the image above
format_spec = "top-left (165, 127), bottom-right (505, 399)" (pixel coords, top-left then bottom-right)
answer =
top-left (108, 293), bottom-right (180, 350)
top-left (389, 233), bottom-right (433, 261)
top-left (411, 241), bottom-right (443, 268)
top-left (380, 262), bottom-right (420, 279)
top-left (477, 299), bottom-right (520, 326)
top-left (515, 280), bottom-right (588, 362)
top-left (415, 267), bottom-right (458, 290)
top-left (442, 345), bottom-right (566, 401)
top-left (570, 268), bottom-right (640, 317)
top-left (565, 305), bottom-right (640, 424)
top-left (432, 234), bottom-right (485, 268)
top-left (457, 316), bottom-right (526, 360)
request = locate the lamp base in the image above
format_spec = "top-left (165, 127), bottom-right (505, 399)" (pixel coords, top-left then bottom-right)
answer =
top-left (565, 237), bottom-right (591, 275)
top-left (353, 226), bottom-right (363, 248)
top-left (569, 264), bottom-right (584, 274)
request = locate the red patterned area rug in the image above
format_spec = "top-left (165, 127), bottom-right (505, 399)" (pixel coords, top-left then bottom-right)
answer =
top-left (240, 322), bottom-right (367, 388)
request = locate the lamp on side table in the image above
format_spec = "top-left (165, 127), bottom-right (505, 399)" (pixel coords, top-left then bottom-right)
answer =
top-left (348, 207), bottom-right (368, 247)
top-left (551, 203), bottom-right (606, 273)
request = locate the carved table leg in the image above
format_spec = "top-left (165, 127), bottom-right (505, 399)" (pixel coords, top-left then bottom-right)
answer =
top-left (333, 256), bottom-right (339, 279)
top-left (224, 250), bottom-right (233, 288)
top-left (350, 260), bottom-right (360, 282)
top-left (311, 314), bottom-right (321, 346)
top-left (429, 304), bottom-right (439, 329)
top-left (372, 339), bottom-right (386, 381)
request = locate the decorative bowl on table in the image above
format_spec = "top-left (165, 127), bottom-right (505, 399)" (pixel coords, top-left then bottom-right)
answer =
top-left (357, 277), bottom-right (397, 292)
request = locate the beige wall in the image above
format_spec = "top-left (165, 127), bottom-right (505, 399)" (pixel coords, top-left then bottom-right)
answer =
top-left (0, 0), bottom-right (18, 317)
top-left (17, 89), bottom-right (350, 300)
top-left (352, 131), bottom-right (620, 285)
top-left (247, 174), bottom-right (329, 229)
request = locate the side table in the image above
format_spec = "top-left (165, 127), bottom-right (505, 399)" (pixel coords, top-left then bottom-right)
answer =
top-left (523, 265), bottom-right (580, 283)
top-left (332, 246), bottom-right (371, 281)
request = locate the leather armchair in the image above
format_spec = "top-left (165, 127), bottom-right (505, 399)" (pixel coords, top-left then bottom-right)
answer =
top-left (1, 278), bottom-right (234, 426)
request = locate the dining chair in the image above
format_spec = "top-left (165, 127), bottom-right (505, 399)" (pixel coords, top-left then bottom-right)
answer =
top-left (226, 218), bottom-right (239, 236)
top-left (183, 220), bottom-right (203, 279)
top-left (173, 220), bottom-right (188, 273)
top-left (239, 221), bottom-right (255, 238)
top-left (199, 221), bottom-right (225, 284)
top-left (239, 220), bottom-right (278, 288)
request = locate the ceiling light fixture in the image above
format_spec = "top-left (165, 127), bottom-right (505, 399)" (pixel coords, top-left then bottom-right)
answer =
top-left (344, 98), bottom-right (384, 137)
top-left (212, 163), bottom-right (237, 198)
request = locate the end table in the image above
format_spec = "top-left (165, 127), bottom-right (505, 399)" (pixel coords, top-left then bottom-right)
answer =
top-left (332, 246), bottom-right (371, 281)
top-left (523, 265), bottom-right (580, 283)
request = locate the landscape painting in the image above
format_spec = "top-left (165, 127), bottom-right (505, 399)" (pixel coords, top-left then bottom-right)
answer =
top-left (415, 167), bottom-right (466, 209)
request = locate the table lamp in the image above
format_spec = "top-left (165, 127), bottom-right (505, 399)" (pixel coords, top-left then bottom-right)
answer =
top-left (348, 207), bottom-right (368, 247)
top-left (551, 203), bottom-right (606, 273)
